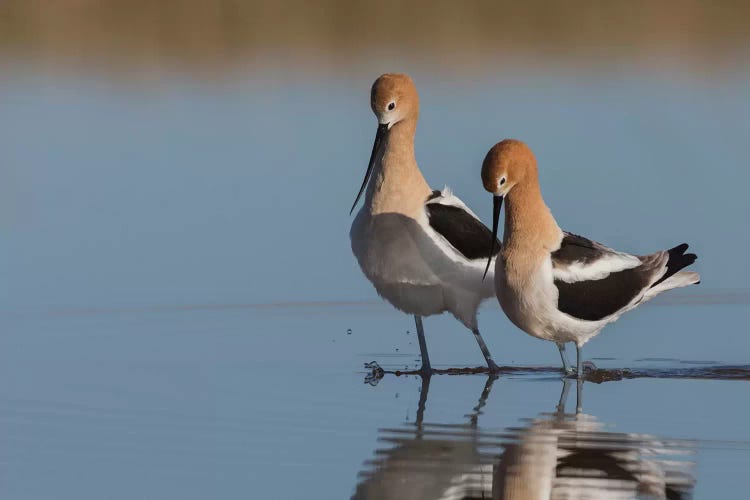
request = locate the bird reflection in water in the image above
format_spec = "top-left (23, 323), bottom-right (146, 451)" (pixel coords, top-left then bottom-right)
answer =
top-left (353, 376), bottom-right (695, 499)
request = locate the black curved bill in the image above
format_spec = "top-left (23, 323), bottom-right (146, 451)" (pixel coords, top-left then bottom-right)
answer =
top-left (482, 195), bottom-right (503, 281)
top-left (350, 123), bottom-right (389, 215)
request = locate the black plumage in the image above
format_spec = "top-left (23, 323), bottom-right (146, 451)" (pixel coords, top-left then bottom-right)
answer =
top-left (651, 243), bottom-right (698, 287)
top-left (552, 234), bottom-right (698, 322)
top-left (552, 232), bottom-right (613, 267)
top-left (554, 266), bottom-right (650, 321)
top-left (426, 201), bottom-right (501, 261)
top-left (426, 189), bottom-right (442, 201)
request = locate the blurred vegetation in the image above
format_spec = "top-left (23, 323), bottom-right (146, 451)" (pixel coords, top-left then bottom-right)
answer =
top-left (1, 0), bottom-right (748, 74)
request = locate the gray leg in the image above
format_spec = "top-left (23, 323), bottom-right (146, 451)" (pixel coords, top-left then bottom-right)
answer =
top-left (576, 344), bottom-right (583, 413)
top-left (556, 378), bottom-right (571, 414)
top-left (557, 343), bottom-right (573, 375)
top-left (573, 345), bottom-right (598, 376)
top-left (415, 372), bottom-right (431, 436)
top-left (414, 316), bottom-right (431, 373)
top-left (472, 328), bottom-right (500, 372)
top-left (468, 374), bottom-right (498, 427)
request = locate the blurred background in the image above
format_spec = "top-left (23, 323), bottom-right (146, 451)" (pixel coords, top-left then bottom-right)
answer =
top-left (2, 0), bottom-right (749, 311)
top-left (1, 2), bottom-right (749, 499)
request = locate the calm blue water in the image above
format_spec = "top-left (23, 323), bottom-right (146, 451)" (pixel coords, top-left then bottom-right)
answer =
top-left (1, 65), bottom-right (749, 498)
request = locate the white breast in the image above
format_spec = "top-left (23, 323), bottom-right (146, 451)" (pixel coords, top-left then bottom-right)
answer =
top-left (351, 208), bottom-right (496, 328)
top-left (494, 255), bottom-right (604, 344)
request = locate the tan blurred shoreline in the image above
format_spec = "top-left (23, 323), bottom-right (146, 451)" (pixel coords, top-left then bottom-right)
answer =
top-left (1, 0), bottom-right (749, 76)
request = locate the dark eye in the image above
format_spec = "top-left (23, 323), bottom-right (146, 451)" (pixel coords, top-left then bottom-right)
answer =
top-left (500, 177), bottom-right (506, 185)
top-left (388, 102), bottom-right (395, 110)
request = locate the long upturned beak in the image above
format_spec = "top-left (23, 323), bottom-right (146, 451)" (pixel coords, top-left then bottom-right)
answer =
top-left (350, 123), bottom-right (389, 215)
top-left (482, 195), bottom-right (503, 281)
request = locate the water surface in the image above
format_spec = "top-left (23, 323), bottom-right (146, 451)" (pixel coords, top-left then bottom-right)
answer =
top-left (2, 17), bottom-right (750, 498)
top-left (2, 302), bottom-right (749, 498)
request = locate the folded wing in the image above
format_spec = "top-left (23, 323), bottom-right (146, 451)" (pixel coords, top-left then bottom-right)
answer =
top-left (425, 189), bottom-right (501, 262)
top-left (552, 232), bottom-right (654, 321)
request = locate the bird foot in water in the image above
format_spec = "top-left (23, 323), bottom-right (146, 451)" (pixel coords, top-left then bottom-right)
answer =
top-left (564, 361), bottom-right (597, 379)
top-left (573, 361), bottom-right (599, 380)
top-left (582, 361), bottom-right (598, 373)
top-left (364, 361), bottom-right (385, 386)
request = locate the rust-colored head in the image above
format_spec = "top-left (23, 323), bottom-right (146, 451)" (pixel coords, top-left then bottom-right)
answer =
top-left (481, 139), bottom-right (538, 196)
top-left (480, 140), bottom-right (538, 277)
top-left (349, 74), bottom-right (420, 214)
top-left (370, 73), bottom-right (419, 128)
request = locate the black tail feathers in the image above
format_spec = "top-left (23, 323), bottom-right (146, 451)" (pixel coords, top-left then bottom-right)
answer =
top-left (651, 243), bottom-right (698, 287)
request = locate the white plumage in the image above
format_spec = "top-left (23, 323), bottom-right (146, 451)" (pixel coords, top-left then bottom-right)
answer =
top-left (350, 73), bottom-right (501, 372)
top-left (351, 188), bottom-right (496, 329)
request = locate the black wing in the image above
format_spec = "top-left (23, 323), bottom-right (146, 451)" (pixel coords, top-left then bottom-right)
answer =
top-left (551, 232), bottom-right (618, 268)
top-left (551, 234), bottom-right (697, 322)
top-left (552, 232), bottom-right (648, 321)
top-left (426, 200), bottom-right (500, 261)
top-left (554, 270), bottom-right (649, 321)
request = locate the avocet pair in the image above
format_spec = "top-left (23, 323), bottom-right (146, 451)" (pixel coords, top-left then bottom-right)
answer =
top-left (350, 73), bottom-right (699, 376)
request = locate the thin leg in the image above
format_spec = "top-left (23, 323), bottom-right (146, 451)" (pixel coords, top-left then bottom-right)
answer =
top-left (556, 378), bottom-right (571, 414)
top-left (467, 374), bottom-right (498, 427)
top-left (557, 343), bottom-right (573, 375)
top-left (414, 316), bottom-right (431, 373)
top-left (472, 328), bottom-right (500, 372)
top-left (576, 344), bottom-right (583, 413)
top-left (415, 372), bottom-right (432, 437)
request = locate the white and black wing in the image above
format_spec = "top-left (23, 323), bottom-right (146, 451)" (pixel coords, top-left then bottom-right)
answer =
top-left (552, 232), bottom-right (642, 283)
top-left (551, 232), bottom-right (698, 322)
top-left (425, 189), bottom-right (500, 262)
top-left (552, 232), bottom-right (648, 321)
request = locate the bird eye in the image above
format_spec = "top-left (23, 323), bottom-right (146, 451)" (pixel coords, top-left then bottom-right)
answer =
top-left (388, 102), bottom-right (395, 111)
top-left (500, 177), bottom-right (506, 185)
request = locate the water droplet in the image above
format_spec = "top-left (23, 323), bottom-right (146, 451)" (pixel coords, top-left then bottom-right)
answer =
top-left (346, 328), bottom-right (352, 335)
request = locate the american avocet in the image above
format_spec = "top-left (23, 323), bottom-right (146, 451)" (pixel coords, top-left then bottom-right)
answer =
top-left (480, 139), bottom-right (700, 376)
top-left (494, 380), bottom-right (696, 498)
top-left (349, 73), bottom-right (501, 373)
